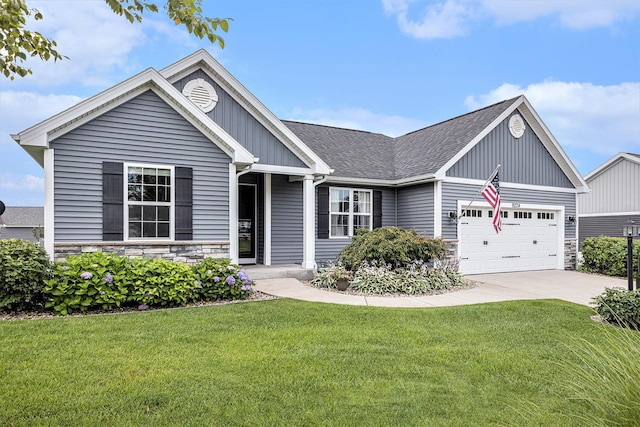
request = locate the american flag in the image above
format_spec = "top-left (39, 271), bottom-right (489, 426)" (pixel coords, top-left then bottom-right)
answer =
top-left (481, 172), bottom-right (502, 233)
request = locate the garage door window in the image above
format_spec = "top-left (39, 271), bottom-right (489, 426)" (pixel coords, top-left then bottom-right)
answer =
top-left (514, 211), bottom-right (532, 219)
top-left (537, 212), bottom-right (555, 220)
top-left (489, 211), bottom-right (508, 218)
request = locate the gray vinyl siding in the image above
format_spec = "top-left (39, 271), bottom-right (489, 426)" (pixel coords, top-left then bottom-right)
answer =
top-left (579, 158), bottom-right (640, 214)
top-left (448, 112), bottom-right (573, 188)
top-left (0, 227), bottom-right (38, 241)
top-left (51, 90), bottom-right (231, 242)
top-left (578, 214), bottom-right (640, 249)
top-left (397, 183), bottom-right (434, 236)
top-left (442, 182), bottom-right (576, 239)
top-left (315, 185), bottom-right (396, 265)
top-left (173, 70), bottom-right (307, 168)
top-left (271, 174), bottom-right (303, 264)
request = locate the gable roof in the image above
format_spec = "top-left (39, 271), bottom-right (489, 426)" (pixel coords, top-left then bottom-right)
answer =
top-left (284, 96), bottom-right (588, 191)
top-left (584, 152), bottom-right (640, 182)
top-left (0, 207), bottom-right (44, 227)
top-left (159, 50), bottom-right (331, 176)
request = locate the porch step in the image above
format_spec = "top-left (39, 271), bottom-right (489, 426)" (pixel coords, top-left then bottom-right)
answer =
top-left (242, 264), bottom-right (315, 281)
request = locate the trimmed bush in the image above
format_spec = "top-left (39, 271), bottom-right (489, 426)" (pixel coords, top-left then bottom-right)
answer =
top-left (592, 287), bottom-right (640, 330)
top-left (191, 257), bottom-right (254, 301)
top-left (128, 258), bottom-right (200, 308)
top-left (339, 227), bottom-right (448, 271)
top-left (0, 239), bottom-right (52, 311)
top-left (580, 237), bottom-right (639, 278)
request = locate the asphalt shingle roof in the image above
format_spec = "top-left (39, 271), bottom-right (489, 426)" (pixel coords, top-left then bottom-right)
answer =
top-left (283, 97), bottom-right (518, 180)
top-left (0, 207), bottom-right (44, 227)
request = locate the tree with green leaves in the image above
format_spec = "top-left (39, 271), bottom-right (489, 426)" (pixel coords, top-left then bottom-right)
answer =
top-left (0, 0), bottom-right (230, 80)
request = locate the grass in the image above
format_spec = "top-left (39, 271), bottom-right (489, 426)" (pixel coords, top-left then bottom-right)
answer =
top-left (0, 298), bottom-right (633, 426)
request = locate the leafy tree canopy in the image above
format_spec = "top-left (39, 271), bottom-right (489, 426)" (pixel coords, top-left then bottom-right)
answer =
top-left (0, 0), bottom-right (230, 80)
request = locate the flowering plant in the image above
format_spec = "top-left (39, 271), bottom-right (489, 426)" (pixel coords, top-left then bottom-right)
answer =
top-left (330, 266), bottom-right (353, 281)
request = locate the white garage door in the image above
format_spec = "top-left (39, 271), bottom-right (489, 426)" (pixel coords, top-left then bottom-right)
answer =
top-left (459, 207), bottom-right (560, 275)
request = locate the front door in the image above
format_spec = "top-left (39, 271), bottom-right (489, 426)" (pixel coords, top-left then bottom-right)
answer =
top-left (238, 184), bottom-right (257, 264)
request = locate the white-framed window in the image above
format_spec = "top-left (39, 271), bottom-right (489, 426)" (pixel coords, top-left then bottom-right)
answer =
top-left (125, 164), bottom-right (174, 240)
top-left (329, 187), bottom-right (372, 238)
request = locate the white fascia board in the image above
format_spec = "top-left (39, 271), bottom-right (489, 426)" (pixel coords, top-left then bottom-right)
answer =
top-left (249, 163), bottom-right (316, 176)
top-left (517, 97), bottom-right (589, 191)
top-left (15, 66), bottom-right (254, 166)
top-left (579, 211), bottom-right (640, 217)
top-left (434, 96), bottom-right (524, 180)
top-left (325, 173), bottom-right (437, 187)
top-left (584, 152), bottom-right (640, 182)
top-left (443, 176), bottom-right (579, 193)
top-left (160, 50), bottom-right (332, 175)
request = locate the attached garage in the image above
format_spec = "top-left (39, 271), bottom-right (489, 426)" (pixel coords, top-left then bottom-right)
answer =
top-left (458, 203), bottom-right (564, 275)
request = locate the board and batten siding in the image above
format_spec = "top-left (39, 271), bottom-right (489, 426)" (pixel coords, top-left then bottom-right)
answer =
top-left (442, 182), bottom-right (576, 239)
top-left (448, 112), bottom-right (573, 188)
top-left (314, 185), bottom-right (396, 265)
top-left (579, 158), bottom-right (640, 214)
top-left (271, 174), bottom-right (303, 264)
top-left (51, 90), bottom-right (231, 242)
top-left (579, 214), bottom-right (640, 249)
top-left (173, 70), bottom-right (307, 169)
top-left (397, 183), bottom-right (434, 236)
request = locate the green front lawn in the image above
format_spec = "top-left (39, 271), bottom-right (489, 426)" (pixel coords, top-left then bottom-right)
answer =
top-left (0, 299), bottom-right (624, 425)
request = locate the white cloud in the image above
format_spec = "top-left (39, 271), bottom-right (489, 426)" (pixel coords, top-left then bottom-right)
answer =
top-left (287, 107), bottom-right (428, 137)
top-left (384, 0), bottom-right (640, 39)
top-left (0, 173), bottom-right (44, 192)
top-left (465, 81), bottom-right (640, 170)
top-left (10, 1), bottom-right (193, 89)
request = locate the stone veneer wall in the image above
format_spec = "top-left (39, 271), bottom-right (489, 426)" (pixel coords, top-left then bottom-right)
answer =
top-left (564, 238), bottom-right (577, 270)
top-left (54, 241), bottom-right (230, 265)
top-left (443, 239), bottom-right (459, 269)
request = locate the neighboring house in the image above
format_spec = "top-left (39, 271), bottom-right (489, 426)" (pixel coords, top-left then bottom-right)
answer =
top-left (0, 207), bottom-right (44, 242)
top-left (12, 50), bottom-right (588, 275)
top-left (578, 153), bottom-right (640, 249)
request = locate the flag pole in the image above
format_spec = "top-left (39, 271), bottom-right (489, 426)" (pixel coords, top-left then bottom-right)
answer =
top-left (458, 164), bottom-right (501, 222)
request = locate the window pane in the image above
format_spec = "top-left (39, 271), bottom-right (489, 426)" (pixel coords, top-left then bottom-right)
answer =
top-left (143, 222), bottom-right (156, 238)
top-left (330, 215), bottom-right (348, 237)
top-left (129, 222), bottom-right (141, 238)
top-left (143, 168), bottom-right (157, 184)
top-left (143, 206), bottom-right (156, 221)
top-left (128, 185), bottom-right (141, 201)
top-left (330, 189), bottom-right (349, 213)
top-left (143, 186), bottom-right (157, 202)
top-left (157, 169), bottom-right (170, 185)
top-left (129, 205), bottom-right (142, 221)
top-left (158, 206), bottom-right (170, 221)
top-left (353, 215), bottom-right (370, 232)
top-left (128, 167), bottom-right (142, 183)
top-left (157, 223), bottom-right (170, 238)
top-left (354, 191), bottom-right (371, 213)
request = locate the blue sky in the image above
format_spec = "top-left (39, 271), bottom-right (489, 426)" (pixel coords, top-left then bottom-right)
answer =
top-left (1, 0), bottom-right (639, 206)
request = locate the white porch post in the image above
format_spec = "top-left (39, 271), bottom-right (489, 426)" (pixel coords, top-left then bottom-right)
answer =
top-left (264, 173), bottom-right (272, 265)
top-left (302, 174), bottom-right (315, 269)
top-left (229, 164), bottom-right (238, 264)
top-left (434, 180), bottom-right (442, 237)
top-left (44, 148), bottom-right (55, 260)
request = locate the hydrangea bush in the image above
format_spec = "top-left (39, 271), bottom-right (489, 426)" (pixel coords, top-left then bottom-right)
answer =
top-left (191, 257), bottom-right (255, 301)
top-left (0, 239), bottom-right (52, 311)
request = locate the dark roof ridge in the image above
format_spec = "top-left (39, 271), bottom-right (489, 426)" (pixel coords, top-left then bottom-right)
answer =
top-left (397, 95), bottom-right (522, 138)
top-left (281, 119), bottom-right (393, 139)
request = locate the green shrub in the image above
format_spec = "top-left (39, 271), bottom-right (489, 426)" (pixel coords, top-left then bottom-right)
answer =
top-left (560, 323), bottom-right (640, 426)
top-left (128, 258), bottom-right (200, 308)
top-left (339, 227), bottom-right (448, 271)
top-left (592, 287), bottom-right (640, 330)
top-left (580, 237), bottom-right (639, 277)
top-left (45, 252), bottom-right (134, 315)
top-left (0, 239), bottom-right (52, 311)
top-left (191, 257), bottom-right (254, 301)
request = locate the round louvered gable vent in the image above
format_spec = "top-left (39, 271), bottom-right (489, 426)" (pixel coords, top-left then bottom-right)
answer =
top-left (182, 78), bottom-right (218, 113)
top-left (508, 114), bottom-right (525, 138)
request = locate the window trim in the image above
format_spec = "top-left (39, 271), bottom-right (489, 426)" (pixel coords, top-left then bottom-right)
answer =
top-left (329, 187), bottom-right (373, 239)
top-left (123, 163), bottom-right (175, 241)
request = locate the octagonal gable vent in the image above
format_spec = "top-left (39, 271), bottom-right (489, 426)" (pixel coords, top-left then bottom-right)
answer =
top-left (508, 114), bottom-right (525, 139)
top-left (182, 78), bottom-right (218, 113)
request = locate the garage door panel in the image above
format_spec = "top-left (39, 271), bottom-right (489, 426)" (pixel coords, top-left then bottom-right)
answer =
top-left (460, 208), bottom-right (560, 275)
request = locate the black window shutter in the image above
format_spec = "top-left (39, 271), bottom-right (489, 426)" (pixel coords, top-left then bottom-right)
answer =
top-left (175, 167), bottom-right (193, 241)
top-left (373, 190), bottom-right (382, 229)
top-left (103, 162), bottom-right (124, 241)
top-left (317, 186), bottom-right (329, 239)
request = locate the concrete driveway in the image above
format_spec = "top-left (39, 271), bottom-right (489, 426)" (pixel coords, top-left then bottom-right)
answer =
top-left (252, 270), bottom-right (630, 308)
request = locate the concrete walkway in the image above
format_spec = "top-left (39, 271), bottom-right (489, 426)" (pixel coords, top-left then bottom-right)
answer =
top-left (252, 270), bottom-right (629, 308)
